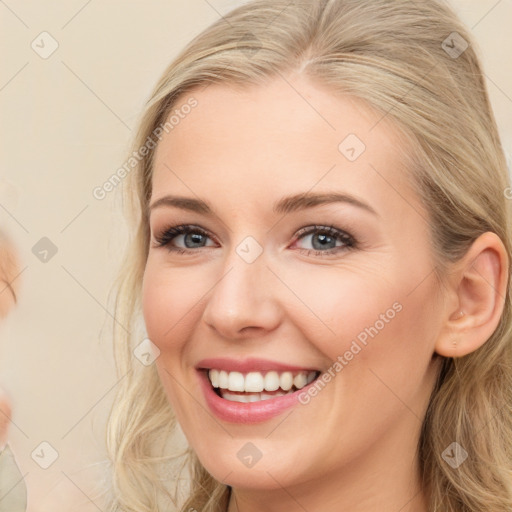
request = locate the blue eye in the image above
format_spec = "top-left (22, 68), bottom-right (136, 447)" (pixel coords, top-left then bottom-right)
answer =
top-left (153, 225), bottom-right (215, 254)
top-left (152, 224), bottom-right (356, 256)
top-left (292, 225), bottom-right (356, 256)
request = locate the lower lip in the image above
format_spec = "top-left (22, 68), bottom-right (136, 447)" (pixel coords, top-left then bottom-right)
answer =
top-left (197, 370), bottom-right (317, 424)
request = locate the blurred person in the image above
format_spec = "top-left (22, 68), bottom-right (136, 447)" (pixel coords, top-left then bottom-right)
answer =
top-left (0, 231), bottom-right (26, 511)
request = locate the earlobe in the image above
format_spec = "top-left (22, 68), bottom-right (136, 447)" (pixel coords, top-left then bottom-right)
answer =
top-left (434, 231), bottom-right (509, 358)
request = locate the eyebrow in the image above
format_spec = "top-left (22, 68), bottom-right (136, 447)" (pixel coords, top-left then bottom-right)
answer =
top-left (149, 191), bottom-right (378, 217)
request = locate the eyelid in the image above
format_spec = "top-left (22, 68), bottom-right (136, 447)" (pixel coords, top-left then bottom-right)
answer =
top-left (293, 224), bottom-right (354, 243)
top-left (152, 224), bottom-right (217, 248)
top-left (152, 222), bottom-right (358, 257)
top-left (290, 225), bottom-right (356, 254)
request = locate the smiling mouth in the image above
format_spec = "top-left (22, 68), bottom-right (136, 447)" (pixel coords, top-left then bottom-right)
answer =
top-left (204, 369), bottom-right (321, 403)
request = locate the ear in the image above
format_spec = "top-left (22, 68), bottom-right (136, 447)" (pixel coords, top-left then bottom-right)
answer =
top-left (0, 239), bottom-right (20, 319)
top-left (435, 231), bottom-right (509, 358)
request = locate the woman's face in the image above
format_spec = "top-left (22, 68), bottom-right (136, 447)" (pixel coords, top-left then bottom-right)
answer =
top-left (142, 75), bottom-right (444, 497)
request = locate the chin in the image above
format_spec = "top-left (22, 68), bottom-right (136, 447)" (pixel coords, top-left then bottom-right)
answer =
top-left (196, 447), bottom-right (307, 491)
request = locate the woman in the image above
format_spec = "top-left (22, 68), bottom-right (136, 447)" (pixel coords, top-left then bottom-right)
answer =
top-left (104, 1), bottom-right (512, 511)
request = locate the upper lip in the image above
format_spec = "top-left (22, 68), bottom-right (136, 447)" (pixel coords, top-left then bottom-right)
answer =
top-left (195, 357), bottom-right (319, 373)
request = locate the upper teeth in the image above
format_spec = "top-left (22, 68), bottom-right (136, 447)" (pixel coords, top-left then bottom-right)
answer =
top-left (208, 369), bottom-right (317, 393)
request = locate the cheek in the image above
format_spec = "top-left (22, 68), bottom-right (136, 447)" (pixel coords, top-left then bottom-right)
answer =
top-left (287, 261), bottom-right (436, 390)
top-left (282, 263), bottom-right (400, 357)
top-left (141, 259), bottom-right (206, 351)
top-left (141, 260), bottom-right (209, 421)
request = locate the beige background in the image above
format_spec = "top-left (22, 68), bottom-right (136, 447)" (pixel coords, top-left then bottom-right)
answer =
top-left (1, 1), bottom-right (511, 510)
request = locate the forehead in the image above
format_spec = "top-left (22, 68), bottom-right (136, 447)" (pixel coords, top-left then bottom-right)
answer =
top-left (151, 75), bottom-right (418, 217)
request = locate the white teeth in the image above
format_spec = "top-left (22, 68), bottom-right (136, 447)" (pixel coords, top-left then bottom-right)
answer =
top-left (264, 371), bottom-right (280, 391)
top-left (293, 372), bottom-right (308, 389)
top-left (209, 369), bottom-right (219, 387)
top-left (221, 390), bottom-right (288, 402)
top-left (207, 368), bottom-right (319, 393)
top-left (221, 391), bottom-right (248, 403)
top-left (218, 370), bottom-right (229, 389)
top-left (228, 371), bottom-right (245, 392)
top-left (280, 371), bottom-right (293, 391)
top-left (244, 372), bottom-right (264, 392)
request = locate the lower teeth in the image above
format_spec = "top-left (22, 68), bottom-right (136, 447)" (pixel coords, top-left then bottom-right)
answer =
top-left (218, 388), bottom-right (296, 402)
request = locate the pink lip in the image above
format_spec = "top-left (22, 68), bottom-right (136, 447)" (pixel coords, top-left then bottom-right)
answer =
top-left (197, 367), bottom-right (320, 424)
top-left (195, 357), bottom-right (318, 373)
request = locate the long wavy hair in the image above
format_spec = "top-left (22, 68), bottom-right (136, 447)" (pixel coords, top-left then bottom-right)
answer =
top-left (102, 1), bottom-right (512, 510)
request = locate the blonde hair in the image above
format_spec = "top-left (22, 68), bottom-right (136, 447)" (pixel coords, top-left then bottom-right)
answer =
top-left (103, 1), bottom-right (512, 511)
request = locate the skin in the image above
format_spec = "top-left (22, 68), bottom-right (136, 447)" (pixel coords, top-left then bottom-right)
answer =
top-left (0, 239), bottom-right (19, 451)
top-left (142, 73), bottom-right (508, 512)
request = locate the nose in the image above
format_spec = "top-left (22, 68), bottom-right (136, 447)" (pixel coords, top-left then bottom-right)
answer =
top-left (202, 245), bottom-right (282, 339)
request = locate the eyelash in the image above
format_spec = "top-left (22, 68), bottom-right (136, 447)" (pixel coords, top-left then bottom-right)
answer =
top-left (152, 224), bottom-right (357, 257)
